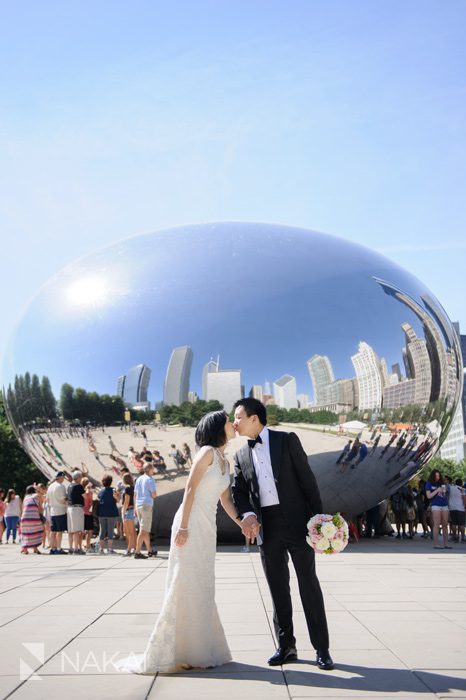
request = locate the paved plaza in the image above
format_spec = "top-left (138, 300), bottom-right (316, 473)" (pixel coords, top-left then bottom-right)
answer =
top-left (0, 539), bottom-right (465, 700)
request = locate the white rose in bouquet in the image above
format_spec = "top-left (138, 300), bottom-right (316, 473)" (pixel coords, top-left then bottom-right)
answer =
top-left (315, 537), bottom-right (330, 551)
top-left (320, 522), bottom-right (337, 539)
top-left (331, 538), bottom-right (345, 552)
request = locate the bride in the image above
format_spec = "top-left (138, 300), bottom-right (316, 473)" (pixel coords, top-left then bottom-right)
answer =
top-left (120, 410), bottom-right (241, 673)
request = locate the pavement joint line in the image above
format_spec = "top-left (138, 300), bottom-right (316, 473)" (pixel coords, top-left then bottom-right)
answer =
top-left (2, 561), bottom-right (159, 699)
top-left (248, 552), bottom-right (293, 700)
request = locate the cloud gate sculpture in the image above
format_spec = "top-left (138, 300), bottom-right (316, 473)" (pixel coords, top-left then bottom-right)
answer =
top-left (2, 223), bottom-right (463, 541)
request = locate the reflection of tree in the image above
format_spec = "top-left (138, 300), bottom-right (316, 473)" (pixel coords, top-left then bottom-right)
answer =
top-left (59, 383), bottom-right (125, 424)
top-left (6, 372), bottom-right (58, 425)
top-left (160, 400), bottom-right (224, 426)
top-left (267, 405), bottom-right (338, 425)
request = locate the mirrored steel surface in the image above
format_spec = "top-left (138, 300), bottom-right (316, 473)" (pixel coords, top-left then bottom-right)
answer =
top-left (2, 223), bottom-right (463, 537)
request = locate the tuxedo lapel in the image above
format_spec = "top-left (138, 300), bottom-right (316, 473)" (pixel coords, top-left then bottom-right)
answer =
top-left (268, 429), bottom-right (282, 482)
top-left (239, 445), bottom-right (260, 502)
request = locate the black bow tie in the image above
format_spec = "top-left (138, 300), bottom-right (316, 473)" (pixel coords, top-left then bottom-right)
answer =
top-left (248, 435), bottom-right (263, 449)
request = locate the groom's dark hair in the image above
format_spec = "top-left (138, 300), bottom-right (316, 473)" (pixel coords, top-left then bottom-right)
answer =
top-left (233, 398), bottom-right (267, 426)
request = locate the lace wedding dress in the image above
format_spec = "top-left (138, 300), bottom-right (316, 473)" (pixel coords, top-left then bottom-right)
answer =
top-left (118, 447), bottom-right (232, 674)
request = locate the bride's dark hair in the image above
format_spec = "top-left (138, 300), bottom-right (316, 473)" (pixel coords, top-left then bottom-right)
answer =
top-left (195, 410), bottom-right (228, 448)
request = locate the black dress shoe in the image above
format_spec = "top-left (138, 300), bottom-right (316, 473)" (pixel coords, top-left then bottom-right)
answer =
top-left (268, 646), bottom-right (298, 666)
top-left (316, 649), bottom-right (334, 670)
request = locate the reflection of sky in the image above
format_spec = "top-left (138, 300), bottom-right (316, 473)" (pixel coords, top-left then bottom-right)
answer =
top-left (3, 223), bottom-right (435, 404)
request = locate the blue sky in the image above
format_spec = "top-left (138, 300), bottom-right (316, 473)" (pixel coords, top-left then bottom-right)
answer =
top-left (1, 0), bottom-right (466, 377)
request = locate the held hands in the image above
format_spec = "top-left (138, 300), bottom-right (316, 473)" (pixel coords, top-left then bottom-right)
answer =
top-left (240, 515), bottom-right (260, 544)
top-left (175, 528), bottom-right (189, 547)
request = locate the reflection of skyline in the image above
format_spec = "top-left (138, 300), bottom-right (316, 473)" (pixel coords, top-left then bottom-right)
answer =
top-left (108, 275), bottom-right (460, 414)
top-left (113, 312), bottom-right (448, 414)
top-left (163, 346), bottom-right (193, 407)
top-left (117, 363), bottom-right (151, 409)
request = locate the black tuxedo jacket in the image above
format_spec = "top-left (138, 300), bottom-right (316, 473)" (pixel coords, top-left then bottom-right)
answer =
top-left (232, 429), bottom-right (323, 540)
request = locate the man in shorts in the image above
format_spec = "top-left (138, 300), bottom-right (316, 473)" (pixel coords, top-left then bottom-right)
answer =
top-left (46, 472), bottom-right (68, 554)
top-left (134, 461), bottom-right (157, 559)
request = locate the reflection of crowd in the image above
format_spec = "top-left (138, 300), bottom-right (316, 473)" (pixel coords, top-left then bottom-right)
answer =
top-left (334, 427), bottom-right (437, 486)
top-left (336, 438), bottom-right (369, 472)
top-left (355, 468), bottom-right (466, 547)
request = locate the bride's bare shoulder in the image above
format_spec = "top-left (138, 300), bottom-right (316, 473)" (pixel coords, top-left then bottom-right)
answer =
top-left (195, 445), bottom-right (215, 464)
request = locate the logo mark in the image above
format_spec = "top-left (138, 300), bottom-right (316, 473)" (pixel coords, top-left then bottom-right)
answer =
top-left (19, 643), bottom-right (44, 681)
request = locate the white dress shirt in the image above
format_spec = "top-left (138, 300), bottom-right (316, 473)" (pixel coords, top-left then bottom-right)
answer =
top-left (252, 427), bottom-right (280, 506)
top-left (242, 428), bottom-right (280, 520)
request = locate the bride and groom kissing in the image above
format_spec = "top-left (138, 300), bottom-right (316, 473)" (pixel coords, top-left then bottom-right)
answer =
top-left (119, 397), bottom-right (334, 674)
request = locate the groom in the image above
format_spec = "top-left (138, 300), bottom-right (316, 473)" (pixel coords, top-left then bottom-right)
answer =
top-left (232, 398), bottom-right (333, 670)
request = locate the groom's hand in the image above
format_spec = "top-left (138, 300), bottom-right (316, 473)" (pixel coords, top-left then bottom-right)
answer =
top-left (241, 515), bottom-right (260, 543)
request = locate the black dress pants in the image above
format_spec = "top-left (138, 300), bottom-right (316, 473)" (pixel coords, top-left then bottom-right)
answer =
top-left (260, 505), bottom-right (329, 651)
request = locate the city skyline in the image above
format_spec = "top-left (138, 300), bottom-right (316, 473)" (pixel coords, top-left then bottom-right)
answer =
top-left (108, 309), bottom-right (460, 414)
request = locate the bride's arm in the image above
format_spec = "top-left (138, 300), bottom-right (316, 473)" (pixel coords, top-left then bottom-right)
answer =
top-left (220, 486), bottom-right (242, 526)
top-left (174, 446), bottom-right (213, 547)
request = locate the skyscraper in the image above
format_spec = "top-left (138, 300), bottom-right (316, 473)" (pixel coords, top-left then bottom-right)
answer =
top-left (401, 322), bottom-right (432, 406)
top-left (163, 346), bottom-right (193, 406)
top-left (206, 369), bottom-right (242, 412)
top-left (297, 393), bottom-right (309, 409)
top-left (273, 374), bottom-right (298, 409)
top-left (202, 358), bottom-right (219, 400)
top-left (123, 364), bottom-right (151, 408)
top-left (439, 402), bottom-right (465, 462)
top-left (116, 375), bottom-right (126, 398)
top-left (249, 385), bottom-right (264, 401)
top-left (374, 277), bottom-right (451, 404)
top-left (351, 341), bottom-right (385, 410)
top-left (453, 322), bottom-right (466, 434)
top-left (307, 355), bottom-right (335, 406)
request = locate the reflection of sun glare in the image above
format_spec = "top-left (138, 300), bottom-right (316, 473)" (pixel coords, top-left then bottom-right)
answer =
top-left (66, 277), bottom-right (110, 306)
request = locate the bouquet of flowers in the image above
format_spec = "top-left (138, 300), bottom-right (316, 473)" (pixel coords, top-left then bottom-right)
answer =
top-left (307, 513), bottom-right (349, 554)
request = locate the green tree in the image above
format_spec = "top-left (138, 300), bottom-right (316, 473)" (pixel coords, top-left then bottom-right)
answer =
top-left (41, 376), bottom-right (58, 419)
top-left (0, 395), bottom-right (43, 495)
top-left (159, 399), bottom-right (224, 427)
top-left (60, 383), bottom-right (75, 420)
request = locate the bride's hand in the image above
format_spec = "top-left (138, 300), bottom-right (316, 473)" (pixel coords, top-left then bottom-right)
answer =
top-left (175, 528), bottom-right (189, 547)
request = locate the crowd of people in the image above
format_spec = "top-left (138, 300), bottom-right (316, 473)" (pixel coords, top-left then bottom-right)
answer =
top-left (360, 468), bottom-right (466, 547)
top-left (0, 441), bottom-right (193, 558)
top-left (1, 442), bottom-right (464, 554)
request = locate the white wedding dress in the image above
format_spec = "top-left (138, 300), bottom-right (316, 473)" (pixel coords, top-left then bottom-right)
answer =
top-left (118, 447), bottom-right (232, 674)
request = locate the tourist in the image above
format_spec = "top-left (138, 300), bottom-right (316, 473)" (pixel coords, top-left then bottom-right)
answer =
top-left (405, 487), bottom-right (417, 539)
top-left (67, 470), bottom-right (86, 554)
top-left (134, 461), bottom-right (157, 559)
top-left (391, 488), bottom-right (408, 538)
top-left (36, 483), bottom-right (51, 549)
top-left (122, 473), bottom-right (136, 556)
top-left (369, 433), bottom-right (381, 455)
top-left (46, 472), bottom-right (68, 554)
top-left (181, 443), bottom-right (193, 467)
top-left (153, 451), bottom-right (168, 475)
top-left (20, 485), bottom-right (44, 554)
top-left (425, 469), bottom-right (451, 549)
top-left (335, 440), bottom-right (352, 464)
top-left (81, 477), bottom-right (95, 552)
top-left (447, 478), bottom-right (465, 543)
top-left (4, 489), bottom-right (22, 544)
top-left (97, 475), bottom-right (119, 554)
top-left (0, 489), bottom-right (5, 543)
top-left (169, 444), bottom-right (186, 471)
top-left (414, 479), bottom-right (430, 538)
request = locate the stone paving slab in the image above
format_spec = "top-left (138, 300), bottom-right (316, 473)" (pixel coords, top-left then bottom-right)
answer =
top-left (0, 538), bottom-right (465, 699)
